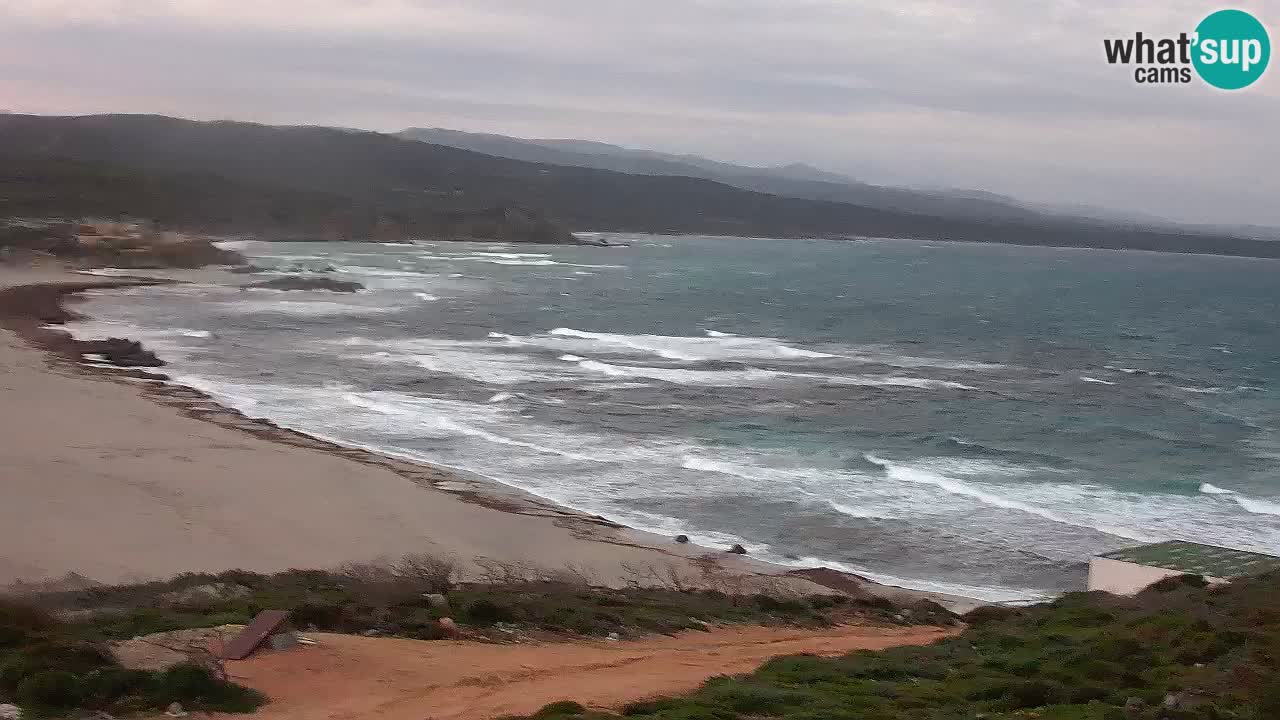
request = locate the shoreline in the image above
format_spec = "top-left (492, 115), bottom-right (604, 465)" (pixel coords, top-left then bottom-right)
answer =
top-left (0, 265), bottom-right (988, 612)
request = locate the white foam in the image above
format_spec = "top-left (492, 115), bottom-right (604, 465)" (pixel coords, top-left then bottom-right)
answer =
top-left (541, 327), bottom-right (837, 362)
top-left (704, 330), bottom-right (736, 337)
top-left (1202, 483), bottom-right (1280, 516)
top-left (351, 349), bottom-right (558, 385)
top-left (825, 375), bottom-right (977, 391)
top-left (341, 391), bottom-right (616, 463)
top-left (681, 456), bottom-right (758, 477)
top-left (825, 500), bottom-right (885, 520)
top-left (213, 239), bottom-right (257, 250)
top-left (1105, 366), bottom-right (1145, 374)
top-left (413, 292), bottom-right (439, 301)
top-left (863, 454), bottom-right (1156, 542)
top-left (1177, 386), bottom-right (1223, 395)
top-left (77, 268), bottom-right (145, 277)
top-left (469, 252), bottom-right (552, 259)
top-left (558, 354), bottom-right (586, 362)
top-left (220, 299), bottom-right (399, 316)
top-left (571, 357), bottom-right (976, 390)
top-left (333, 266), bottom-right (435, 278)
top-left (1080, 376), bottom-right (1116, 386)
top-left (1235, 496), bottom-right (1280, 516)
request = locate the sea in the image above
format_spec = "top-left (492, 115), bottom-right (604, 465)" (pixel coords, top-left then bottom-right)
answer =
top-left (66, 234), bottom-right (1280, 602)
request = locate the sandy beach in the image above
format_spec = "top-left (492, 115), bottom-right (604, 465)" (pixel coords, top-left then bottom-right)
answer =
top-left (0, 264), bottom-right (984, 611)
top-left (0, 266), bottom-right (837, 597)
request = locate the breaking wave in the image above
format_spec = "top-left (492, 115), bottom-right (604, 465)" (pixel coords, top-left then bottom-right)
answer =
top-left (546, 327), bottom-right (836, 361)
top-left (1198, 483), bottom-right (1280, 516)
top-left (863, 454), bottom-right (1156, 542)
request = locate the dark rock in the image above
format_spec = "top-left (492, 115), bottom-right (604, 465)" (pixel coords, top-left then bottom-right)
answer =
top-left (573, 236), bottom-right (630, 247)
top-left (80, 337), bottom-right (164, 367)
top-left (728, 544), bottom-right (748, 555)
top-left (247, 276), bottom-right (363, 292)
top-left (674, 534), bottom-right (690, 544)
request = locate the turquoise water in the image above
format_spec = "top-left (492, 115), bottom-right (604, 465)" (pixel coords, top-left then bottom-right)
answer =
top-left (72, 235), bottom-right (1280, 600)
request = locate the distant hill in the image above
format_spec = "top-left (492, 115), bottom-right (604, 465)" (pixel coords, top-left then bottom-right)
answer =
top-left (398, 127), bottom-right (1047, 222)
top-left (0, 114), bottom-right (1275, 257)
top-left (403, 128), bottom-right (1280, 241)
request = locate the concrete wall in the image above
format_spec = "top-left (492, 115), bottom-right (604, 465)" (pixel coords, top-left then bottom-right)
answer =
top-left (1087, 557), bottom-right (1225, 595)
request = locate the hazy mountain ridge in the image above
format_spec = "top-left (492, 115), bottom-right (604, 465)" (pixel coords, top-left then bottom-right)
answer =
top-left (0, 114), bottom-right (1275, 257)
top-left (399, 127), bottom-right (1048, 223)
top-left (406, 129), bottom-right (1280, 241)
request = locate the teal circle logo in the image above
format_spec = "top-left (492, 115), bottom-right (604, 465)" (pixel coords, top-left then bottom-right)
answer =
top-left (1193, 9), bottom-right (1270, 89)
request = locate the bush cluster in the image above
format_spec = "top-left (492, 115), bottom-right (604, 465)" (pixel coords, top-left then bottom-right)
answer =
top-left (513, 571), bottom-right (1280, 720)
top-left (18, 562), bottom-right (937, 647)
top-left (0, 599), bottom-right (263, 714)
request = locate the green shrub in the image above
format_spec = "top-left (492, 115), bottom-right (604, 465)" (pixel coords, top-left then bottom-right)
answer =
top-left (1256, 676), bottom-right (1280, 718)
top-left (78, 666), bottom-right (152, 705)
top-left (704, 680), bottom-right (812, 714)
top-left (466, 599), bottom-right (516, 625)
top-left (1000, 679), bottom-right (1067, 709)
top-left (751, 595), bottom-right (811, 615)
top-left (146, 663), bottom-right (265, 712)
top-left (961, 605), bottom-right (1021, 626)
top-left (16, 669), bottom-right (82, 708)
top-left (1148, 574), bottom-right (1209, 592)
top-left (0, 601), bottom-right (53, 649)
top-left (291, 600), bottom-right (349, 629)
top-left (532, 700), bottom-right (588, 717)
top-left (0, 654), bottom-right (37, 695)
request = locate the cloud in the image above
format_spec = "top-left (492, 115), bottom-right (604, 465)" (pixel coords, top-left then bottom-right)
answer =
top-left (1, 0), bottom-right (1276, 224)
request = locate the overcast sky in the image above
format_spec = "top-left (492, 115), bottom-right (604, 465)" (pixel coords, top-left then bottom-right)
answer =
top-left (1, 1), bottom-right (1276, 226)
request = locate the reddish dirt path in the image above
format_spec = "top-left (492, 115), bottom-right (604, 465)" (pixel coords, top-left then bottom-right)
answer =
top-left (211, 624), bottom-right (956, 720)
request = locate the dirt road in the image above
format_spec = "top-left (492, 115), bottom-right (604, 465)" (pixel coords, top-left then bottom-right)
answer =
top-left (213, 624), bottom-right (955, 720)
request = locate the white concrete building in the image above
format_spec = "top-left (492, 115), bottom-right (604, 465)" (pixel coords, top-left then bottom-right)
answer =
top-left (1088, 540), bottom-right (1280, 595)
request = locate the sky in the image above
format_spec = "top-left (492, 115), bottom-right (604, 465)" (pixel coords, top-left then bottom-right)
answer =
top-left (1, 0), bottom-right (1277, 226)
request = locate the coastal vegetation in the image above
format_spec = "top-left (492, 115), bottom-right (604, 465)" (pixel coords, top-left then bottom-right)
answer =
top-left (514, 572), bottom-right (1280, 720)
top-left (0, 599), bottom-right (263, 716)
top-left (9, 557), bottom-right (949, 646)
top-left (0, 555), bottom-right (950, 715)
top-left (6, 561), bottom-right (1280, 719)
